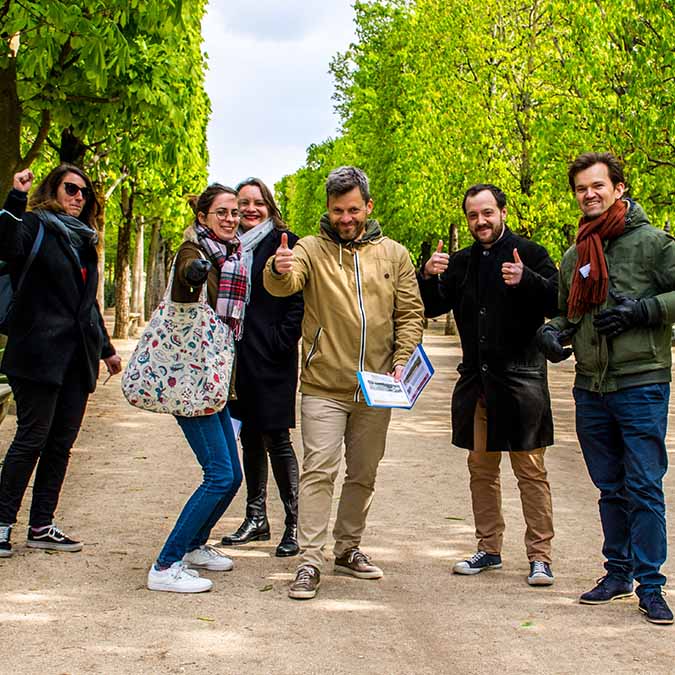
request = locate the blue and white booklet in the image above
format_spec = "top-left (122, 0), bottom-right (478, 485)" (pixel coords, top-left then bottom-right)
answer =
top-left (357, 343), bottom-right (434, 409)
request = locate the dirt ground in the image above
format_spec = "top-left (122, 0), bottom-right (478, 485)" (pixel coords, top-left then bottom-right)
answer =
top-left (1, 320), bottom-right (674, 675)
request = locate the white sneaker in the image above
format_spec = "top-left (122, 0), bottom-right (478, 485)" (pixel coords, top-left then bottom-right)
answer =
top-left (183, 544), bottom-right (234, 571)
top-left (147, 561), bottom-right (213, 593)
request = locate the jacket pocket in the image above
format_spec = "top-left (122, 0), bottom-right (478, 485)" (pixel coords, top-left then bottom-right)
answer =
top-left (305, 327), bottom-right (323, 369)
top-left (608, 326), bottom-right (657, 371)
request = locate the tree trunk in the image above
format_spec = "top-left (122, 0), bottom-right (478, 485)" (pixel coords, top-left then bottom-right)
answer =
top-left (144, 218), bottom-right (164, 319)
top-left (113, 182), bottom-right (133, 339)
top-left (0, 51), bottom-right (21, 198)
top-left (444, 221), bottom-right (459, 336)
top-left (94, 184), bottom-right (106, 309)
top-left (130, 215), bottom-right (145, 320)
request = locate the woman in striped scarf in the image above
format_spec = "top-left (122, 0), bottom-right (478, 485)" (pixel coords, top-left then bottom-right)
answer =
top-left (147, 183), bottom-right (249, 594)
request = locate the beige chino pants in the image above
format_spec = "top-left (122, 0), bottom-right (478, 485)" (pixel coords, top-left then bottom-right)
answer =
top-left (297, 395), bottom-right (391, 570)
top-left (468, 398), bottom-right (554, 563)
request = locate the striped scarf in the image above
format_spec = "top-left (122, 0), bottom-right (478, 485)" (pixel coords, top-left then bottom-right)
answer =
top-left (195, 223), bottom-right (249, 340)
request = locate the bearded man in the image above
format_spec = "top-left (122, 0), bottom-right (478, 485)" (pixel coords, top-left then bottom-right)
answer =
top-left (264, 165), bottom-right (424, 600)
top-left (418, 183), bottom-right (559, 585)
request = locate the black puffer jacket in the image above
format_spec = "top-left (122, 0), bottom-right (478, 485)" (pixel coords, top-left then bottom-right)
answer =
top-left (419, 228), bottom-right (558, 451)
top-left (0, 189), bottom-right (114, 392)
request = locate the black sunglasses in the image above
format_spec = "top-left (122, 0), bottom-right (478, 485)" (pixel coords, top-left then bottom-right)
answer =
top-left (63, 182), bottom-right (91, 199)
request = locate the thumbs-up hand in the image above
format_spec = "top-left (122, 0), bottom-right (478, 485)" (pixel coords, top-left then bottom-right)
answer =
top-left (501, 247), bottom-right (524, 286)
top-left (423, 239), bottom-right (450, 279)
top-left (274, 231), bottom-right (294, 274)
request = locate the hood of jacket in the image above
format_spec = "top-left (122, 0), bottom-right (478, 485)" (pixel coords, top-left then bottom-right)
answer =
top-left (319, 214), bottom-right (383, 246)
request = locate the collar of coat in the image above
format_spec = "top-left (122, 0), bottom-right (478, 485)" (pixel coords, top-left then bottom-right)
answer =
top-left (470, 225), bottom-right (514, 258)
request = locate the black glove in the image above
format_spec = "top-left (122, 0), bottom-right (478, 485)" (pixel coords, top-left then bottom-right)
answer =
top-left (593, 289), bottom-right (661, 338)
top-left (185, 258), bottom-right (212, 286)
top-left (535, 324), bottom-right (576, 363)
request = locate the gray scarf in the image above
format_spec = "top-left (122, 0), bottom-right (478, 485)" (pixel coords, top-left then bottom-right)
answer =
top-left (34, 208), bottom-right (98, 265)
top-left (237, 218), bottom-right (275, 303)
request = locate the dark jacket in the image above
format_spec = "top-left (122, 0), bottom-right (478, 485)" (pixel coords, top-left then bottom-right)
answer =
top-left (419, 228), bottom-right (558, 451)
top-left (547, 199), bottom-right (675, 393)
top-left (0, 189), bottom-right (114, 392)
top-left (229, 228), bottom-right (304, 430)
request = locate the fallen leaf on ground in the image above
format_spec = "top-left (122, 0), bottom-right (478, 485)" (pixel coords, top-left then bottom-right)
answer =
top-left (259, 584), bottom-right (273, 592)
top-left (197, 617), bottom-right (215, 622)
top-left (444, 516), bottom-right (465, 521)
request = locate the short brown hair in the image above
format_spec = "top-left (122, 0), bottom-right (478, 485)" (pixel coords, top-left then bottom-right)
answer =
top-left (568, 152), bottom-right (625, 191)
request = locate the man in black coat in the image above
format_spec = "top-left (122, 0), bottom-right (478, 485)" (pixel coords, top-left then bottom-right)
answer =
top-left (418, 183), bottom-right (558, 586)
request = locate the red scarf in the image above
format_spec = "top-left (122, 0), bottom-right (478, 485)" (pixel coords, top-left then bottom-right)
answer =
top-left (567, 199), bottom-right (626, 319)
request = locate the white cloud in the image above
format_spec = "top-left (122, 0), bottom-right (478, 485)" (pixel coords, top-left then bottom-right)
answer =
top-left (202, 0), bottom-right (356, 194)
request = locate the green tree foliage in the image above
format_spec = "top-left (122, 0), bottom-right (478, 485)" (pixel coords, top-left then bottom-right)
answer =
top-left (1, 0), bottom-right (209, 335)
top-left (276, 0), bottom-right (675, 262)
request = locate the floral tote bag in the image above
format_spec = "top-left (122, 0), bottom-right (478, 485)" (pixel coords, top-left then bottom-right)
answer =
top-left (121, 255), bottom-right (234, 416)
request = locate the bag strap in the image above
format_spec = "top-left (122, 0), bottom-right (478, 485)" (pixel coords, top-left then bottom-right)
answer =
top-left (13, 221), bottom-right (45, 293)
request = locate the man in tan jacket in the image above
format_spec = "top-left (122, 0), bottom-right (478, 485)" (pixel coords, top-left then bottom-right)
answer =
top-left (264, 166), bottom-right (424, 600)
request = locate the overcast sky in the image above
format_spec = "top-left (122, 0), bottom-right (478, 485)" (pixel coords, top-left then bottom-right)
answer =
top-left (202, 1), bottom-right (356, 193)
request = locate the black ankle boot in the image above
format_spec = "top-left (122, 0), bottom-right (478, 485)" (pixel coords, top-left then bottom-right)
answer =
top-left (275, 524), bottom-right (299, 557)
top-left (221, 516), bottom-right (270, 545)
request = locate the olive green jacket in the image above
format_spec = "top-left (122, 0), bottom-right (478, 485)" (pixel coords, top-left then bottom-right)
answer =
top-left (263, 219), bottom-right (424, 402)
top-left (548, 199), bottom-right (675, 393)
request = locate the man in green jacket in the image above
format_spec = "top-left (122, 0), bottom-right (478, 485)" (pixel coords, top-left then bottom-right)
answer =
top-left (264, 166), bottom-right (424, 600)
top-left (537, 152), bottom-right (675, 625)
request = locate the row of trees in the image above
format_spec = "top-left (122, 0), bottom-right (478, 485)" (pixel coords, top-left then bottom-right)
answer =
top-left (1, 0), bottom-right (209, 338)
top-left (276, 0), bottom-right (675, 263)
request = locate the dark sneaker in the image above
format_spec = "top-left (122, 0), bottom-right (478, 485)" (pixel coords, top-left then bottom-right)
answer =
top-left (288, 564), bottom-right (321, 600)
top-left (639, 592), bottom-right (674, 625)
top-left (579, 575), bottom-right (633, 604)
top-left (0, 523), bottom-right (12, 558)
top-left (26, 524), bottom-right (83, 552)
top-left (453, 550), bottom-right (502, 575)
top-left (334, 548), bottom-right (384, 579)
top-left (527, 560), bottom-right (554, 586)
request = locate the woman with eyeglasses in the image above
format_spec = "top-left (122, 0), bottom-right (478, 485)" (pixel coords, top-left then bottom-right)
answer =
top-left (220, 177), bottom-right (303, 557)
top-left (0, 165), bottom-right (121, 559)
top-left (147, 183), bottom-right (247, 593)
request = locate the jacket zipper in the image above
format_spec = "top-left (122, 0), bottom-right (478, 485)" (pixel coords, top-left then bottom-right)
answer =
top-left (305, 327), bottom-right (323, 368)
top-left (353, 250), bottom-right (367, 401)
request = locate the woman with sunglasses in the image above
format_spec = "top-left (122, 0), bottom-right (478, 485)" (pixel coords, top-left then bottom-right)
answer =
top-left (0, 165), bottom-right (121, 559)
top-left (147, 183), bottom-right (246, 593)
top-left (220, 177), bottom-right (303, 557)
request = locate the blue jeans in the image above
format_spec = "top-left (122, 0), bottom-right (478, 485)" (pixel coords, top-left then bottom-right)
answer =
top-left (574, 384), bottom-right (669, 596)
top-left (157, 407), bottom-right (242, 567)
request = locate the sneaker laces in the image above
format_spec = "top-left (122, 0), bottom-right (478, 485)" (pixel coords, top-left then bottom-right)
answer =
top-left (40, 523), bottom-right (67, 540)
top-left (0, 524), bottom-right (10, 541)
top-left (531, 561), bottom-right (549, 575)
top-left (171, 561), bottom-right (199, 579)
top-left (467, 551), bottom-right (488, 565)
top-left (295, 566), bottom-right (317, 583)
top-left (347, 548), bottom-right (371, 565)
top-left (199, 544), bottom-right (225, 559)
